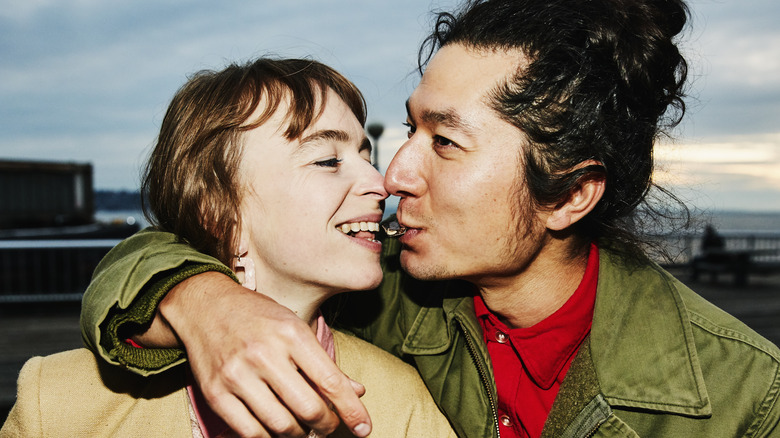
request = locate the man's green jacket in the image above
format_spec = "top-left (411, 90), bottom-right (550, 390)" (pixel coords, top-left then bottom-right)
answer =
top-left (81, 228), bottom-right (780, 437)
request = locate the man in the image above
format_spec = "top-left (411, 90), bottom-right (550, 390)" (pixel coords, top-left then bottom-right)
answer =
top-left (81, 0), bottom-right (780, 437)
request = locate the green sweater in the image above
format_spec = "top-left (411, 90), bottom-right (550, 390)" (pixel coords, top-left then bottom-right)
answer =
top-left (81, 228), bottom-right (780, 437)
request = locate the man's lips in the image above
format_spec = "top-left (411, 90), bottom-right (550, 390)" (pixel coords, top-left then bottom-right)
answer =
top-left (393, 216), bottom-right (422, 243)
top-left (397, 226), bottom-right (421, 245)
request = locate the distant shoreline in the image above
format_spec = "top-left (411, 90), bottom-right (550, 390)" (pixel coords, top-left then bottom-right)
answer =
top-left (94, 207), bottom-right (779, 235)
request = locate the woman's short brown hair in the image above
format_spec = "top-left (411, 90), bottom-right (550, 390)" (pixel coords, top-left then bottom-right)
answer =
top-left (142, 58), bottom-right (367, 265)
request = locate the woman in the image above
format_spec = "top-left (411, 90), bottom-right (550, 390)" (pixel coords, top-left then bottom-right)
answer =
top-left (1, 58), bottom-right (455, 438)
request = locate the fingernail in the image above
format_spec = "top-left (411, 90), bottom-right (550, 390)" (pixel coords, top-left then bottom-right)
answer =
top-left (352, 422), bottom-right (371, 437)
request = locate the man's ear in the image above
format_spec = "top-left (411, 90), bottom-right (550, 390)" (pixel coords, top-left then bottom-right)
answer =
top-left (545, 160), bottom-right (606, 231)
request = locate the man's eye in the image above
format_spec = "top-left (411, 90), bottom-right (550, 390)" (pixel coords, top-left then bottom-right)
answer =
top-left (433, 135), bottom-right (460, 151)
top-left (435, 136), bottom-right (453, 147)
top-left (314, 158), bottom-right (342, 168)
top-left (402, 122), bottom-right (415, 138)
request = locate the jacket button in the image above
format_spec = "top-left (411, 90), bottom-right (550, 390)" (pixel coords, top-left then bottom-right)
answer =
top-left (495, 331), bottom-right (508, 344)
top-left (500, 415), bottom-right (513, 427)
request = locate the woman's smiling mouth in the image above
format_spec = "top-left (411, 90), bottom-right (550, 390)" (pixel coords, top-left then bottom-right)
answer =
top-left (337, 221), bottom-right (381, 243)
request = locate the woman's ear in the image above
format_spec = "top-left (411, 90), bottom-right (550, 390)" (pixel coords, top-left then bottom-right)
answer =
top-left (233, 238), bottom-right (256, 291)
top-left (545, 161), bottom-right (606, 231)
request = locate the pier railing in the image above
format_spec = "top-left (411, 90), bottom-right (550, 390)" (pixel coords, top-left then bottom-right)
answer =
top-left (0, 239), bottom-right (119, 303)
top-left (1, 232), bottom-right (778, 303)
top-left (649, 231), bottom-right (780, 266)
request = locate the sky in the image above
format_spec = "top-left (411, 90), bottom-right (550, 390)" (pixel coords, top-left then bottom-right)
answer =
top-left (1, 0), bottom-right (779, 213)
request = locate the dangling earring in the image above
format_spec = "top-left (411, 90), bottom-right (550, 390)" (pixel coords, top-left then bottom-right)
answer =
top-left (234, 241), bottom-right (256, 291)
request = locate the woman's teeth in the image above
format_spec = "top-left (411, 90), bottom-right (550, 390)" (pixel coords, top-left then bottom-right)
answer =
top-left (339, 221), bottom-right (380, 234)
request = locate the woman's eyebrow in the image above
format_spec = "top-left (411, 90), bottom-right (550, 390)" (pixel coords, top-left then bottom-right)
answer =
top-left (293, 129), bottom-right (350, 156)
top-left (300, 129), bottom-right (351, 145)
top-left (295, 129), bottom-right (371, 155)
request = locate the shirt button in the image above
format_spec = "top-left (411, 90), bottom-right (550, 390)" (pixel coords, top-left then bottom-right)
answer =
top-left (500, 415), bottom-right (513, 427)
top-left (495, 331), bottom-right (508, 344)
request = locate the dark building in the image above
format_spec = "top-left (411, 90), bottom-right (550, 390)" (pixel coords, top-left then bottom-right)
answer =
top-left (0, 159), bottom-right (94, 229)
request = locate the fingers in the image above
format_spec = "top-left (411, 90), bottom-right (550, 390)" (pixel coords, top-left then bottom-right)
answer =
top-left (165, 275), bottom-right (373, 437)
top-left (224, 334), bottom-right (365, 437)
top-left (204, 390), bottom-right (273, 438)
top-left (202, 378), bottom-right (307, 438)
top-left (349, 378), bottom-right (366, 398)
top-left (200, 333), bottom-right (371, 437)
top-left (223, 352), bottom-right (341, 437)
top-left (284, 343), bottom-right (372, 437)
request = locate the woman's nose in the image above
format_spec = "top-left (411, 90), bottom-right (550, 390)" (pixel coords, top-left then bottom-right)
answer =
top-left (358, 159), bottom-right (388, 200)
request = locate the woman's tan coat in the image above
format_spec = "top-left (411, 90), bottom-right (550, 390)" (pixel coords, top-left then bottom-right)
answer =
top-left (1, 330), bottom-right (456, 438)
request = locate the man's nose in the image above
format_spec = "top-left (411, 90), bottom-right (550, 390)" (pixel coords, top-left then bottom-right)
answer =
top-left (384, 139), bottom-right (423, 198)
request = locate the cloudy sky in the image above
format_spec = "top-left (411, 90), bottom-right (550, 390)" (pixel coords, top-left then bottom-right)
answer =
top-left (1, 0), bottom-right (779, 212)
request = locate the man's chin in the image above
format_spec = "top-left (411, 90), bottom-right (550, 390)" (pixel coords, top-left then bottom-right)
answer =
top-left (400, 253), bottom-right (452, 281)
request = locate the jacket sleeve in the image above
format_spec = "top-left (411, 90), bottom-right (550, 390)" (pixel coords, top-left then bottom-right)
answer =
top-left (79, 227), bottom-right (236, 375)
top-left (1, 357), bottom-right (44, 437)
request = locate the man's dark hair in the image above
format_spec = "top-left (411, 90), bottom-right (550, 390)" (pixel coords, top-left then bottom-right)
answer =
top-left (420, 0), bottom-right (690, 252)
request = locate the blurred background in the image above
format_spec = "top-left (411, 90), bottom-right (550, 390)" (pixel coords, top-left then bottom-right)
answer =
top-left (1, 0), bottom-right (779, 213)
top-left (1, 0), bottom-right (779, 423)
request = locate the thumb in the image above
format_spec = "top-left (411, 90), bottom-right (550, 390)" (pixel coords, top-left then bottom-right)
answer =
top-left (349, 378), bottom-right (366, 398)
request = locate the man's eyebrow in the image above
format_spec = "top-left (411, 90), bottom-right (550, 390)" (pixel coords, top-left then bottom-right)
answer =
top-left (405, 99), bottom-right (476, 133)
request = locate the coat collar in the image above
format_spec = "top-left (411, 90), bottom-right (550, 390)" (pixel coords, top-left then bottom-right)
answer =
top-left (400, 245), bottom-right (711, 418)
top-left (400, 279), bottom-right (478, 355)
top-left (589, 246), bottom-right (711, 417)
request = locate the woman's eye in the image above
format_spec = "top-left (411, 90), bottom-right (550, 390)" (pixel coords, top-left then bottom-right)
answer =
top-left (313, 158), bottom-right (342, 168)
top-left (360, 149), bottom-right (372, 163)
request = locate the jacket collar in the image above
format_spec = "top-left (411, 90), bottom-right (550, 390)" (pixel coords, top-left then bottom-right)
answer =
top-left (588, 246), bottom-right (711, 417)
top-left (400, 245), bottom-right (711, 418)
top-left (400, 279), bottom-right (479, 355)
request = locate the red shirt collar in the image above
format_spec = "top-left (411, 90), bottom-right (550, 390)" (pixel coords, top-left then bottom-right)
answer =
top-left (474, 242), bottom-right (599, 388)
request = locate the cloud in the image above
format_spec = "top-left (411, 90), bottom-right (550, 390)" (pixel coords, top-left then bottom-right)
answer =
top-left (683, 0), bottom-right (780, 137)
top-left (1, 0), bottom-right (778, 213)
top-left (0, 0), bottom-right (440, 189)
top-left (656, 133), bottom-right (780, 211)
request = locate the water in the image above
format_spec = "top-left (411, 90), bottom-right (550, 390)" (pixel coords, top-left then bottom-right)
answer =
top-left (698, 211), bottom-right (780, 233)
top-left (94, 210), bottom-right (151, 229)
top-left (95, 209), bottom-right (779, 234)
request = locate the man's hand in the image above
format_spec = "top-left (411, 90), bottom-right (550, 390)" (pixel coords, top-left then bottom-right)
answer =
top-left (151, 272), bottom-right (372, 438)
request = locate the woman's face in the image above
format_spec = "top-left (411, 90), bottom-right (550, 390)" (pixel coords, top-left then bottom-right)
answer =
top-left (237, 89), bottom-right (387, 297)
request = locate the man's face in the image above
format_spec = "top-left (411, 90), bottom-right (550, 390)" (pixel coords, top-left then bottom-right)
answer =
top-left (385, 43), bottom-right (548, 285)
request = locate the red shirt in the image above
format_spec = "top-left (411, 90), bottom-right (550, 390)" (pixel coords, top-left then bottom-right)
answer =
top-left (474, 243), bottom-right (599, 438)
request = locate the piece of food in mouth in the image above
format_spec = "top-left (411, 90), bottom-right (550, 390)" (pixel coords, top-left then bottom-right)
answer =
top-left (382, 220), bottom-right (406, 237)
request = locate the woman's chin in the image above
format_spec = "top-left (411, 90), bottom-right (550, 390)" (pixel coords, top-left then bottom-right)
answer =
top-left (347, 270), bottom-right (384, 292)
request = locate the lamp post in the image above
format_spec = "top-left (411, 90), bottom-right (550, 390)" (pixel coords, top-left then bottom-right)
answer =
top-left (366, 122), bottom-right (384, 169)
